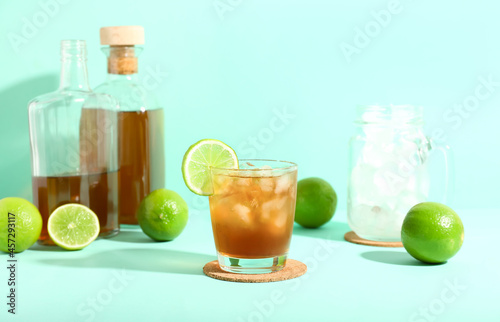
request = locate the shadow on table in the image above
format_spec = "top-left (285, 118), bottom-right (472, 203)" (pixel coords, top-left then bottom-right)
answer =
top-left (106, 230), bottom-right (155, 243)
top-left (37, 248), bottom-right (216, 275)
top-left (293, 221), bottom-right (350, 242)
top-left (361, 251), bottom-right (443, 267)
top-left (29, 244), bottom-right (68, 252)
top-left (28, 231), bottom-right (156, 249)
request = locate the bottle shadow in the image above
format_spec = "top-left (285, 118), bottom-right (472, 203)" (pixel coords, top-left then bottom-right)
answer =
top-left (361, 251), bottom-right (445, 266)
top-left (26, 230), bottom-right (155, 252)
top-left (37, 248), bottom-right (217, 275)
top-left (0, 74), bottom-right (58, 199)
top-left (292, 221), bottom-right (350, 242)
top-left (29, 244), bottom-right (68, 252)
top-left (105, 230), bottom-right (156, 243)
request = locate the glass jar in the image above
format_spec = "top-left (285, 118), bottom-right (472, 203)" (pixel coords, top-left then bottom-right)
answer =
top-left (95, 26), bottom-right (165, 225)
top-left (28, 40), bottom-right (120, 245)
top-left (347, 105), bottom-right (450, 242)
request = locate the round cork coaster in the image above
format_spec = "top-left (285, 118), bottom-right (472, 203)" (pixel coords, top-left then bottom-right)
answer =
top-left (203, 259), bottom-right (307, 283)
top-left (344, 231), bottom-right (403, 247)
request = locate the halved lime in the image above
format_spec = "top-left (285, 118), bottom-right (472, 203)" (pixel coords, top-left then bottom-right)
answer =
top-left (182, 139), bottom-right (238, 195)
top-left (47, 204), bottom-right (100, 250)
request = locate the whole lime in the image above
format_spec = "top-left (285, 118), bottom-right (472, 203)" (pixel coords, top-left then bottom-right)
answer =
top-left (0, 197), bottom-right (43, 253)
top-left (137, 189), bottom-right (189, 241)
top-left (295, 177), bottom-right (337, 228)
top-left (401, 202), bottom-right (464, 264)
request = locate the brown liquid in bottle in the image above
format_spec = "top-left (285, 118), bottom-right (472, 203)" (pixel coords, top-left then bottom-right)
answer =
top-left (118, 109), bottom-right (165, 224)
top-left (33, 172), bottom-right (119, 245)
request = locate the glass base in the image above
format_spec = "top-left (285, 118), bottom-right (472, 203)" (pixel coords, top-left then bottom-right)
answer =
top-left (37, 238), bottom-right (56, 246)
top-left (99, 228), bottom-right (120, 239)
top-left (217, 253), bottom-right (287, 274)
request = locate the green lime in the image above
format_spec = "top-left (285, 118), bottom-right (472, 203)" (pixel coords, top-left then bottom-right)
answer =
top-left (47, 204), bottom-right (100, 250)
top-left (182, 139), bottom-right (238, 196)
top-left (0, 197), bottom-right (42, 253)
top-left (295, 177), bottom-right (337, 228)
top-left (401, 202), bottom-right (464, 264)
top-left (137, 189), bottom-right (189, 241)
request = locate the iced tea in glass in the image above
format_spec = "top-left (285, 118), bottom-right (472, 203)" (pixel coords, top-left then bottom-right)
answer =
top-left (209, 160), bottom-right (297, 274)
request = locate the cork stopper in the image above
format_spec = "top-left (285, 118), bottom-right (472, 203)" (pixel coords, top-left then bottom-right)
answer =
top-left (100, 26), bottom-right (144, 75)
top-left (100, 26), bottom-right (144, 46)
top-left (107, 46), bottom-right (138, 75)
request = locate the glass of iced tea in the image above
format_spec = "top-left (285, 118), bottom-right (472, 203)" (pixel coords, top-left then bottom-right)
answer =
top-left (209, 159), bottom-right (298, 274)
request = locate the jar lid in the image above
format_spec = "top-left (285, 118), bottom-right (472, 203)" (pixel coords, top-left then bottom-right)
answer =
top-left (355, 105), bottom-right (424, 126)
top-left (100, 26), bottom-right (144, 46)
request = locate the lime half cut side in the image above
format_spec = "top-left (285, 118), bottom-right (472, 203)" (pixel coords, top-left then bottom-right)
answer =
top-left (182, 139), bottom-right (238, 196)
top-left (47, 204), bottom-right (100, 250)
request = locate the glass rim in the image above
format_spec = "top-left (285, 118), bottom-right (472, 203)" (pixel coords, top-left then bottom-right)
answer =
top-left (60, 39), bottom-right (87, 60)
top-left (210, 159), bottom-right (297, 172)
top-left (61, 39), bottom-right (86, 47)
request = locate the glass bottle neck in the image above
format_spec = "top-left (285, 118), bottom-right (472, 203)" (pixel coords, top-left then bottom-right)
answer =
top-left (58, 40), bottom-right (91, 91)
top-left (59, 58), bottom-right (91, 91)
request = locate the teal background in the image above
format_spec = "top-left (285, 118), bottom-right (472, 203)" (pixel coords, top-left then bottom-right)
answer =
top-left (0, 1), bottom-right (498, 322)
top-left (0, 0), bottom-right (498, 210)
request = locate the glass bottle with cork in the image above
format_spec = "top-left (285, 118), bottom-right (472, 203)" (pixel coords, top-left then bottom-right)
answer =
top-left (95, 26), bottom-right (165, 225)
top-left (28, 40), bottom-right (120, 245)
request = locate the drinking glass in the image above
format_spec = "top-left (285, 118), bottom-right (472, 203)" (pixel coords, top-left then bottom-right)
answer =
top-left (209, 159), bottom-right (298, 274)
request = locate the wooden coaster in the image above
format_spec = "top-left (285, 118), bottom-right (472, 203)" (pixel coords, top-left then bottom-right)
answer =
top-left (203, 259), bottom-right (307, 283)
top-left (344, 231), bottom-right (403, 247)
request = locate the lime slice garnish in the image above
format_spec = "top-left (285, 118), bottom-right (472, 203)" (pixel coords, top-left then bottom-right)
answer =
top-left (47, 204), bottom-right (100, 250)
top-left (182, 139), bottom-right (238, 196)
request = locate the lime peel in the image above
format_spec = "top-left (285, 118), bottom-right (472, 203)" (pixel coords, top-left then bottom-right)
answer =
top-left (0, 197), bottom-right (42, 253)
top-left (137, 189), bottom-right (189, 241)
top-left (401, 202), bottom-right (464, 264)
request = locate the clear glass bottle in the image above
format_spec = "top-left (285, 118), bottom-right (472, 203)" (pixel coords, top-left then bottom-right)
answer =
top-left (347, 105), bottom-right (451, 242)
top-left (28, 40), bottom-right (120, 245)
top-left (95, 26), bottom-right (165, 225)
